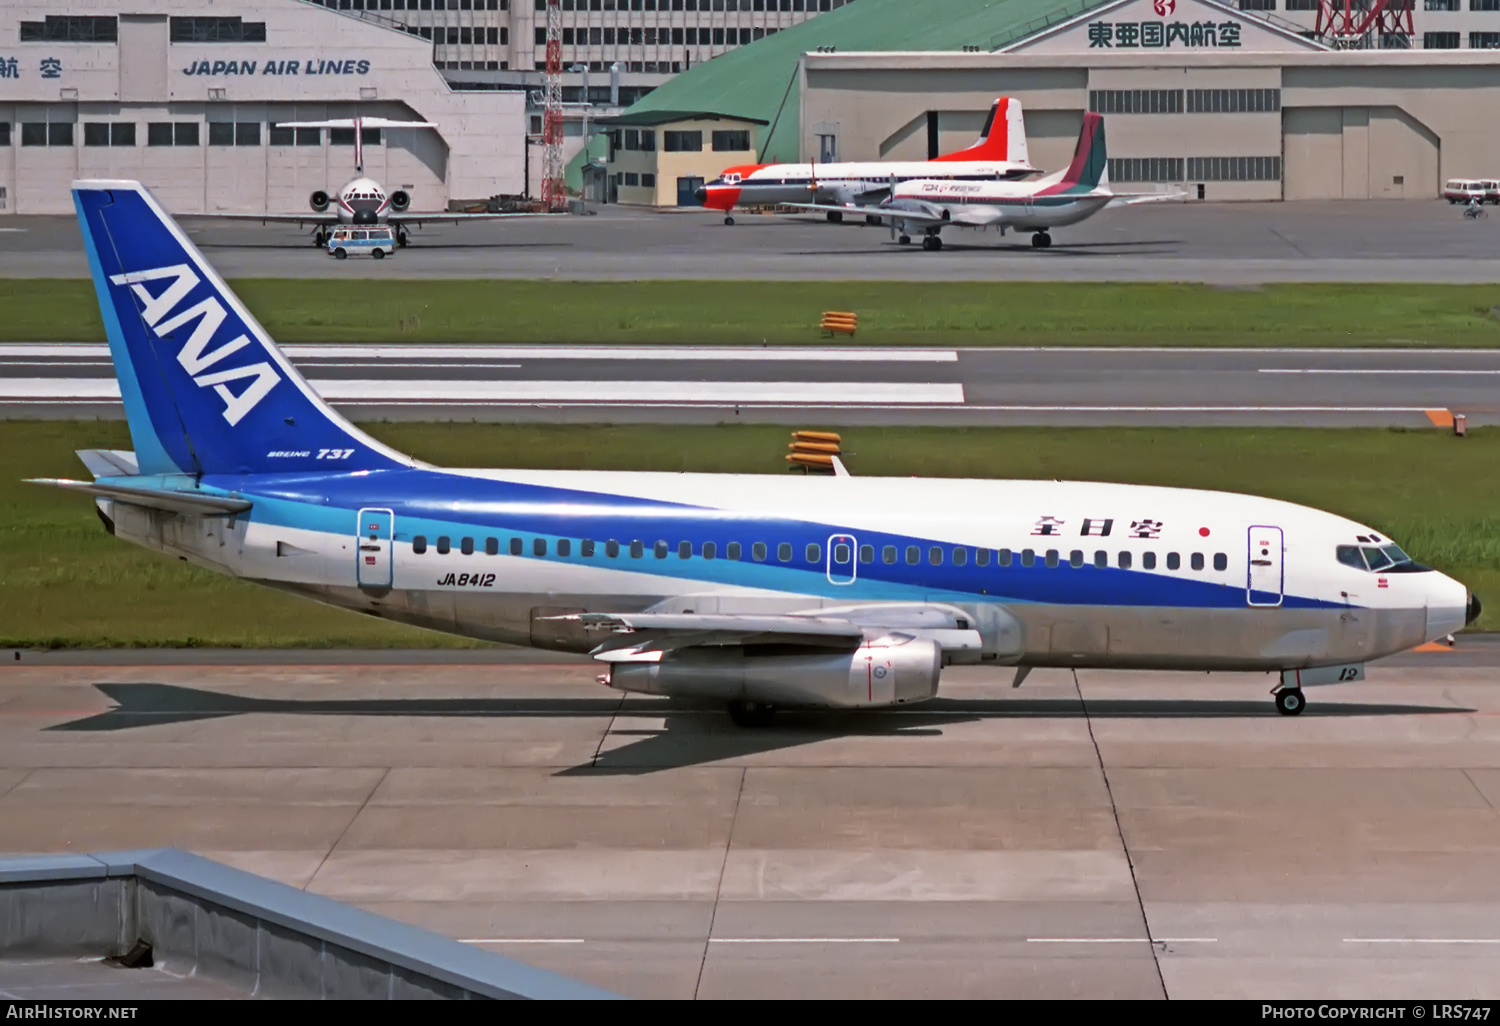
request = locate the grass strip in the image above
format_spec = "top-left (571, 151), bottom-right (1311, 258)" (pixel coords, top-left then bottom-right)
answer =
top-left (6, 279), bottom-right (1500, 346)
top-left (2, 421), bottom-right (1497, 646)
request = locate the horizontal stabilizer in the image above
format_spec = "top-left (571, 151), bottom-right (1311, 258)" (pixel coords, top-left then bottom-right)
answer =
top-left (76, 448), bottom-right (139, 479)
top-left (25, 478), bottom-right (252, 516)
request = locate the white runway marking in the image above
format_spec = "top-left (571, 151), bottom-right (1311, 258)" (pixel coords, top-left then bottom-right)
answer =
top-left (1344, 938), bottom-right (1500, 945)
top-left (709, 938), bottom-right (900, 944)
top-left (1261, 368), bottom-right (1500, 375)
top-left (458, 938), bottom-right (587, 945)
top-left (0, 378), bottom-right (966, 405)
top-left (0, 343), bottom-right (958, 363)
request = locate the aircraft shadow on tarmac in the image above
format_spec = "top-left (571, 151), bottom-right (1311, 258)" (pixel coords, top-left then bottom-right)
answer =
top-left (52, 682), bottom-right (1472, 774)
top-left (190, 241), bottom-right (572, 252)
top-left (790, 239), bottom-right (1181, 258)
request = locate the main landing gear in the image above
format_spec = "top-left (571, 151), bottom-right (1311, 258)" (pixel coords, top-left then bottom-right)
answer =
top-left (921, 235), bottom-right (943, 251)
top-left (1274, 687), bottom-right (1306, 716)
top-left (313, 229), bottom-right (329, 248)
top-left (727, 699), bottom-right (777, 728)
top-left (1031, 231), bottom-right (1052, 249)
top-left (396, 228), bottom-right (410, 247)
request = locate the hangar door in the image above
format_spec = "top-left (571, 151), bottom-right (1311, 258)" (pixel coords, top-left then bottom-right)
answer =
top-left (1284, 107), bottom-right (1439, 200)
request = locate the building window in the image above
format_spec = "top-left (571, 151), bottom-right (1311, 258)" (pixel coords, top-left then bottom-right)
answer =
top-left (1238, 0), bottom-right (1275, 6)
top-left (1472, 0), bottom-right (1500, 8)
top-left (20, 16), bottom-right (118, 42)
top-left (1424, 31), bottom-right (1461, 46)
top-left (148, 122), bottom-right (199, 146)
top-left (1186, 155), bottom-right (1281, 181)
top-left (83, 122), bottom-right (135, 147)
top-left (208, 122), bottom-right (261, 146)
top-left (21, 122), bottom-right (73, 147)
top-left (1108, 157), bottom-right (1184, 183)
top-left (712, 130), bottom-right (751, 151)
top-left (1425, 0), bottom-right (1459, 7)
top-left (169, 17), bottom-right (266, 42)
top-left (624, 172), bottom-right (640, 186)
top-left (0, 124), bottom-right (9, 147)
top-left (1472, 31), bottom-right (1500, 47)
top-left (663, 130), bottom-right (703, 151)
top-left (1186, 89), bottom-right (1281, 114)
top-left (1088, 89), bottom-right (1183, 115)
top-left (1285, 0), bottom-right (1319, 6)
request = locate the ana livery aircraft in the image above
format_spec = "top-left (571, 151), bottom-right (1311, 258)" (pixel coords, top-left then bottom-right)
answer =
top-left (201, 116), bottom-right (554, 248)
top-left (39, 179), bottom-right (1478, 725)
top-left (797, 112), bottom-right (1181, 250)
top-left (696, 97), bottom-right (1036, 226)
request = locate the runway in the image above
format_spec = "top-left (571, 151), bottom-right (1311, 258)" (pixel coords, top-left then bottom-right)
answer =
top-left (4, 342), bottom-right (1494, 426)
top-left (2, 200), bottom-right (1499, 282)
top-left (4, 642), bottom-right (1500, 999)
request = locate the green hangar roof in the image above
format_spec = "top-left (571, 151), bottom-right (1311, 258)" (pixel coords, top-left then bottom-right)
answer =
top-left (618, 0), bottom-right (1109, 164)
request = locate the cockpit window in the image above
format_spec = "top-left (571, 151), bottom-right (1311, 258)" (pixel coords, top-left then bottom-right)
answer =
top-left (1336, 545), bottom-right (1366, 570)
top-left (1362, 546), bottom-right (1394, 572)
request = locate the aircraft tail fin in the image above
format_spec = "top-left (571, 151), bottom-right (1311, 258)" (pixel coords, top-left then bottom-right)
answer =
top-left (932, 97), bottom-right (1029, 167)
top-left (72, 179), bottom-right (419, 478)
top-left (1059, 112), bottom-right (1108, 191)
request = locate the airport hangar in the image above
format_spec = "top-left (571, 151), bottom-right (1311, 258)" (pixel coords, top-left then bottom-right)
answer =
top-left (603, 0), bottom-right (1500, 204)
top-left (0, 0), bottom-right (526, 217)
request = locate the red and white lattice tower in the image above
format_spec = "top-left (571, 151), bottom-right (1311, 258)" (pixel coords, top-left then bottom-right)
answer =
top-left (1314, 0), bottom-right (1414, 48)
top-left (540, 0), bottom-right (566, 211)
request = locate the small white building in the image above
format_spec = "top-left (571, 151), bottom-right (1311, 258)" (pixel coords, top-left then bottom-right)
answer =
top-left (0, 1), bottom-right (526, 216)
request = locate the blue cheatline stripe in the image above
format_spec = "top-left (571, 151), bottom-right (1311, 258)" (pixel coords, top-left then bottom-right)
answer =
top-left (205, 468), bottom-right (1341, 612)
top-left (73, 189), bottom-right (182, 477)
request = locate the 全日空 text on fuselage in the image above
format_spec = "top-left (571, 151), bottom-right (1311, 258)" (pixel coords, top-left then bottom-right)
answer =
top-left (53, 178), bottom-right (1477, 722)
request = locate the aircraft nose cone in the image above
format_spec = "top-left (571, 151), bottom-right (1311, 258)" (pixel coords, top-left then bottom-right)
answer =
top-left (693, 186), bottom-right (709, 204)
top-left (1467, 591), bottom-right (1482, 625)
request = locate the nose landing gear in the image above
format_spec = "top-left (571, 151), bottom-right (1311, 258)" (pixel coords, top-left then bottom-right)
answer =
top-left (724, 215), bottom-right (735, 226)
top-left (1274, 687), bottom-right (1305, 716)
top-left (727, 700), bottom-right (777, 728)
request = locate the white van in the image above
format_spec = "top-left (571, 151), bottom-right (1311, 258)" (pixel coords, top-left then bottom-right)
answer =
top-left (1443, 179), bottom-right (1488, 204)
top-left (327, 226), bottom-right (396, 259)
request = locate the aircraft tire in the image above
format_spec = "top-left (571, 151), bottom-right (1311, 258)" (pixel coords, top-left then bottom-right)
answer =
top-left (724, 215), bottom-right (735, 226)
top-left (334, 248), bottom-right (348, 260)
top-left (1032, 232), bottom-right (1052, 249)
top-left (922, 235), bottom-right (942, 252)
top-left (397, 232), bottom-right (409, 247)
top-left (727, 700), bottom-right (777, 728)
top-left (898, 235), bottom-right (911, 245)
top-left (866, 215), bottom-right (882, 226)
top-left (1275, 688), bottom-right (1306, 717)
top-left (827, 211), bottom-right (843, 224)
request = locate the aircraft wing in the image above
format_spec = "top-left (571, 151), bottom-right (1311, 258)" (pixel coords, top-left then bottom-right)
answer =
top-left (26, 478), bottom-right (252, 516)
top-left (387, 212), bottom-right (567, 227)
top-left (784, 202), bottom-right (948, 227)
top-left (181, 212), bottom-right (338, 227)
top-left (548, 604), bottom-right (984, 658)
top-left (1106, 190), bottom-right (1188, 207)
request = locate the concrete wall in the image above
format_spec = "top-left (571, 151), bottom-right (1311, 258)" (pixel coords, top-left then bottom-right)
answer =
top-left (801, 50), bottom-right (1500, 201)
top-left (0, 849), bottom-right (620, 1000)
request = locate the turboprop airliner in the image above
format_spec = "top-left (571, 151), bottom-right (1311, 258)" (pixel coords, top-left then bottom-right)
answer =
top-left (200, 116), bottom-right (555, 248)
top-left (695, 97), bottom-right (1037, 226)
top-left (38, 179), bottom-right (1478, 726)
top-left (796, 112), bottom-right (1181, 251)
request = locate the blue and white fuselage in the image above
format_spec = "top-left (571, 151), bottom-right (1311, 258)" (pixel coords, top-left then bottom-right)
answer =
top-left (41, 180), bottom-right (1476, 724)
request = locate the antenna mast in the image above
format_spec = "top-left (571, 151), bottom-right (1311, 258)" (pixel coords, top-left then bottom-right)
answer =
top-left (541, 0), bottom-right (566, 212)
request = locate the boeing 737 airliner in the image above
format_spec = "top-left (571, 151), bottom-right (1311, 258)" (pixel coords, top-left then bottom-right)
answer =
top-left (38, 180), bottom-right (1478, 725)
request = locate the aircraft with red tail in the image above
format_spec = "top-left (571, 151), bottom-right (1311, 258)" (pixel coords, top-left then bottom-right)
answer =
top-left (696, 97), bottom-right (1036, 225)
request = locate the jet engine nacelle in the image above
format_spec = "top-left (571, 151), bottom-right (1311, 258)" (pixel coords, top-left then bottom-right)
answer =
top-left (603, 636), bottom-right (941, 709)
top-left (309, 190), bottom-right (331, 212)
top-left (389, 189), bottom-right (411, 212)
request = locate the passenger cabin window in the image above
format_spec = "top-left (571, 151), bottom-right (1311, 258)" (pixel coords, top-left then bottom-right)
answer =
top-left (631, 540), bottom-right (644, 558)
top-left (1214, 553), bottom-right (1227, 571)
top-left (510, 537), bottom-right (523, 556)
top-left (1094, 551), bottom-right (1108, 568)
top-left (1142, 552), bottom-right (1157, 570)
top-left (976, 549), bottom-right (991, 567)
top-left (727, 542), bottom-right (742, 560)
top-left (1070, 550), bottom-right (1084, 568)
top-left (806, 543), bottom-right (821, 563)
top-left (953, 547), bottom-right (967, 566)
top-left (436, 536), bottom-right (451, 554)
top-left (558, 539), bottom-right (572, 557)
top-left (679, 541), bottom-right (692, 559)
top-left (752, 542), bottom-right (767, 561)
top-left (607, 540), bottom-right (621, 558)
top-left (1191, 553), bottom-right (1204, 571)
top-left (777, 543), bottom-right (792, 562)
top-left (999, 549), bottom-right (1013, 567)
top-left (929, 547), bottom-right (943, 565)
top-left (1166, 552), bottom-right (1181, 570)
top-left (581, 539), bottom-right (595, 557)
top-left (1045, 550), bottom-right (1059, 568)
top-left (703, 542), bottom-right (717, 560)
top-left (412, 535), bottom-right (427, 554)
top-left (1118, 551), bottom-right (1132, 569)
top-left (883, 546), bottom-right (897, 564)
top-left (835, 543), bottom-right (852, 563)
top-left (654, 541), bottom-right (668, 559)
top-left (1020, 549), bottom-right (1035, 568)
top-left (460, 537), bottom-right (475, 555)
top-left (858, 544), bottom-right (873, 563)
top-left (530, 537), bottom-right (544, 556)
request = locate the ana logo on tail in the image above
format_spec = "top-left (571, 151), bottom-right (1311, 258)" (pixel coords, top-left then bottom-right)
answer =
top-left (108, 264), bottom-right (282, 426)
